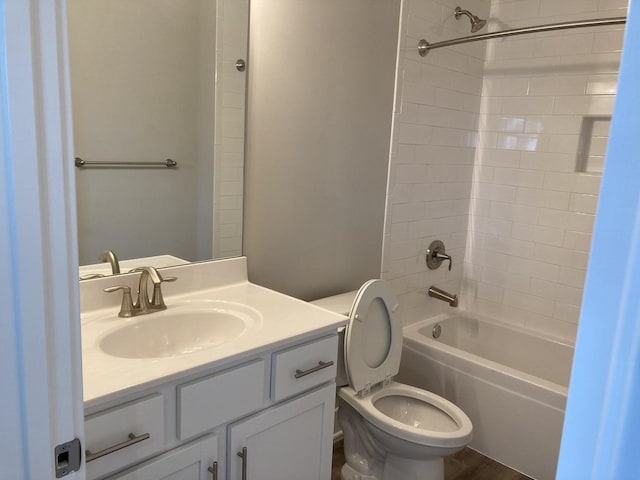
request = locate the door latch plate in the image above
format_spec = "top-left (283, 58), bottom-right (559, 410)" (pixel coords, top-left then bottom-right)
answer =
top-left (55, 438), bottom-right (81, 478)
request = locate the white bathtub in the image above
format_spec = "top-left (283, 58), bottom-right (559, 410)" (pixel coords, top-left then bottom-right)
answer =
top-left (397, 313), bottom-right (574, 480)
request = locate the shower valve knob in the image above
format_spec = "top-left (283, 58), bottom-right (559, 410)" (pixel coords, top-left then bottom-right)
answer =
top-left (426, 240), bottom-right (452, 271)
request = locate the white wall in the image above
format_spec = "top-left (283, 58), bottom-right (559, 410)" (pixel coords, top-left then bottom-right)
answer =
top-left (69, 0), bottom-right (214, 265)
top-left (382, 0), bottom-right (491, 325)
top-left (244, 0), bottom-right (401, 301)
top-left (462, 0), bottom-right (627, 341)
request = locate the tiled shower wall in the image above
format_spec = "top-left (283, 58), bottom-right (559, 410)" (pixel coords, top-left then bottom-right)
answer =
top-left (382, 0), bottom-right (490, 325)
top-left (213, 0), bottom-right (248, 259)
top-left (383, 0), bottom-right (627, 341)
top-left (462, 0), bottom-right (627, 341)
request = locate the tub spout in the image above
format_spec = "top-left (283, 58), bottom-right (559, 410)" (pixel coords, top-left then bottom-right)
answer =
top-left (428, 286), bottom-right (458, 307)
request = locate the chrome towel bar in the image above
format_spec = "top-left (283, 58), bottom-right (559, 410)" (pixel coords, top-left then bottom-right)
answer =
top-left (75, 157), bottom-right (177, 168)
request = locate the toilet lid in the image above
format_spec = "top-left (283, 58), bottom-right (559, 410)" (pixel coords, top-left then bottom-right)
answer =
top-left (344, 279), bottom-right (402, 395)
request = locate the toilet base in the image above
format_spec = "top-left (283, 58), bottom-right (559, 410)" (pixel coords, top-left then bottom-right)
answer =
top-left (340, 455), bottom-right (444, 480)
top-left (384, 454), bottom-right (444, 480)
top-left (341, 462), bottom-right (378, 480)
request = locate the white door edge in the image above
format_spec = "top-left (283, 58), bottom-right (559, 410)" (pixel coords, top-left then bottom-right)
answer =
top-left (1, 1), bottom-right (84, 479)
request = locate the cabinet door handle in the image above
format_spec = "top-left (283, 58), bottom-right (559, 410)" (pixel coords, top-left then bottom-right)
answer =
top-left (207, 461), bottom-right (218, 479)
top-left (85, 432), bottom-right (150, 463)
top-left (237, 447), bottom-right (247, 480)
top-left (295, 360), bottom-right (334, 379)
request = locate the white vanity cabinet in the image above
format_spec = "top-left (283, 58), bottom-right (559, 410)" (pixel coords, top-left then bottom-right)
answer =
top-left (85, 333), bottom-right (339, 480)
top-left (228, 383), bottom-right (335, 480)
top-left (107, 435), bottom-right (218, 480)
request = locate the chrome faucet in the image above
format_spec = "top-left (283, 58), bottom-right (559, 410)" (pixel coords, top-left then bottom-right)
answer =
top-left (99, 249), bottom-right (121, 275)
top-left (104, 266), bottom-right (177, 317)
top-left (428, 286), bottom-right (458, 307)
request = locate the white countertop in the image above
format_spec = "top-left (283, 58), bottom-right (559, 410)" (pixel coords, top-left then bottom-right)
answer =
top-left (80, 258), bottom-right (347, 408)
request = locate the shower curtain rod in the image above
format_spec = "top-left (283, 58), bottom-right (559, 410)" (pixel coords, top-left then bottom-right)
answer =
top-left (417, 16), bottom-right (626, 56)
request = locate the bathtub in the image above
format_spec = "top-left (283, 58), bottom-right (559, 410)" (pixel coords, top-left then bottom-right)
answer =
top-left (397, 313), bottom-right (574, 480)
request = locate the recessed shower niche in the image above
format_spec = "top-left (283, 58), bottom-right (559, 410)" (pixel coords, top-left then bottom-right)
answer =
top-left (576, 116), bottom-right (612, 174)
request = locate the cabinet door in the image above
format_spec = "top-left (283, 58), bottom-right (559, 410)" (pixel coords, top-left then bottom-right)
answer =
top-left (228, 383), bottom-right (335, 480)
top-left (108, 435), bottom-right (218, 480)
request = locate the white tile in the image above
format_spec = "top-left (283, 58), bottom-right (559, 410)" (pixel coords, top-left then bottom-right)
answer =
top-left (558, 266), bottom-right (587, 288)
top-left (569, 193), bottom-right (599, 214)
top-left (504, 290), bottom-right (554, 316)
top-left (539, 0), bottom-right (598, 16)
top-left (530, 278), bottom-right (557, 299)
top-left (520, 152), bottom-right (575, 172)
top-left (508, 256), bottom-right (559, 282)
top-left (554, 302), bottom-right (581, 323)
top-left (411, 182), bottom-right (471, 202)
top-left (534, 33), bottom-right (593, 57)
top-left (399, 123), bottom-right (433, 145)
top-left (534, 243), bottom-right (590, 269)
top-left (574, 174), bottom-right (602, 194)
top-left (512, 222), bottom-right (565, 247)
top-left (414, 145), bottom-right (475, 165)
top-left (536, 208), bottom-right (570, 229)
top-left (492, 0), bottom-right (541, 21)
top-left (564, 231), bottom-right (592, 252)
top-left (501, 96), bottom-right (555, 115)
top-left (473, 183), bottom-right (518, 203)
top-left (592, 29), bottom-right (625, 53)
top-left (483, 77), bottom-right (530, 97)
top-left (476, 283), bottom-right (504, 303)
top-left (524, 115), bottom-right (583, 135)
top-left (481, 114), bottom-right (526, 133)
top-left (473, 298), bottom-right (527, 327)
top-left (528, 75), bottom-right (588, 96)
top-left (515, 188), bottom-right (570, 209)
top-left (493, 168), bottom-right (545, 188)
top-left (478, 148), bottom-right (521, 168)
top-left (565, 212), bottom-right (596, 233)
top-left (482, 267), bottom-right (531, 293)
top-left (548, 135), bottom-right (580, 154)
top-left (497, 133), bottom-right (545, 152)
top-left (553, 95), bottom-right (616, 115)
top-left (489, 37), bottom-right (536, 61)
top-left (482, 233), bottom-right (537, 258)
top-left (587, 74), bottom-right (618, 95)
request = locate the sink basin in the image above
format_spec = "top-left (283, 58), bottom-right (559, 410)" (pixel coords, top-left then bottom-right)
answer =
top-left (98, 300), bottom-right (262, 359)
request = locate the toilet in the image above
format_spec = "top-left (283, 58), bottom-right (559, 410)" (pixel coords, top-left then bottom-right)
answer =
top-left (312, 279), bottom-right (472, 480)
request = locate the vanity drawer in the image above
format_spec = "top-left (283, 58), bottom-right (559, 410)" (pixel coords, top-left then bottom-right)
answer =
top-left (177, 359), bottom-right (266, 440)
top-left (85, 394), bottom-right (165, 480)
top-left (271, 334), bottom-right (338, 402)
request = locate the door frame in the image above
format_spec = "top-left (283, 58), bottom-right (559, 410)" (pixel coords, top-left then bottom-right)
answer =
top-left (0, 1), bottom-right (84, 479)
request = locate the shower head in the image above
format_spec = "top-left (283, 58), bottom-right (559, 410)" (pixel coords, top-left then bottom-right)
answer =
top-left (454, 6), bottom-right (487, 33)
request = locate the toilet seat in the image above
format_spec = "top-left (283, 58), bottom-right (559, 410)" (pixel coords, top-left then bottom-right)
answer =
top-left (344, 279), bottom-right (402, 395)
top-left (339, 382), bottom-right (473, 448)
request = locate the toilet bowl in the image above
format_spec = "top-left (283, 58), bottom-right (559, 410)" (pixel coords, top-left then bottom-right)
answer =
top-left (312, 279), bottom-right (472, 480)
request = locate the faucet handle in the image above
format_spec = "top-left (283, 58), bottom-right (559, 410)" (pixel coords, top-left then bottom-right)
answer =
top-left (434, 252), bottom-right (453, 271)
top-left (104, 285), bottom-right (136, 317)
top-left (150, 276), bottom-right (177, 308)
top-left (426, 240), bottom-right (453, 271)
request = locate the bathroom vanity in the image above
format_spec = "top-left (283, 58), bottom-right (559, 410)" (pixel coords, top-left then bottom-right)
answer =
top-left (80, 258), bottom-right (347, 480)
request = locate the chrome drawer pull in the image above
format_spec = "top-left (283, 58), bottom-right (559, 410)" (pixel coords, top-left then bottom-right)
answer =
top-left (208, 461), bottom-right (218, 479)
top-left (85, 432), bottom-right (150, 463)
top-left (237, 447), bottom-right (247, 480)
top-left (295, 360), bottom-right (334, 379)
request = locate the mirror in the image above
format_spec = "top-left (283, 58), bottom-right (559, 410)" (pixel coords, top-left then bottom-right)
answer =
top-left (67, 0), bottom-right (248, 278)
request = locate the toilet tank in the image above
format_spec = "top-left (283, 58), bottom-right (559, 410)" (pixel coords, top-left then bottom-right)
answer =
top-left (311, 290), bottom-right (358, 388)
